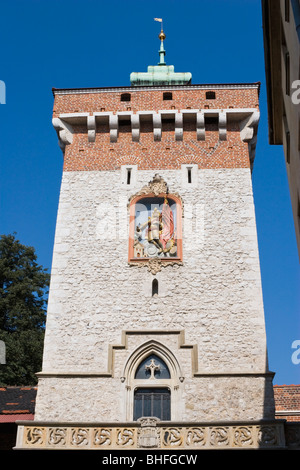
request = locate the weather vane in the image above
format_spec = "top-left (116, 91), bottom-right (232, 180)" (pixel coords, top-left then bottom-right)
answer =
top-left (154, 18), bottom-right (166, 65)
top-left (154, 17), bottom-right (163, 26)
top-left (154, 17), bottom-right (165, 37)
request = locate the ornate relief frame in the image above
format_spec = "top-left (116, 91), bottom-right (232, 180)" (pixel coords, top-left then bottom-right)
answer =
top-left (128, 175), bottom-right (183, 273)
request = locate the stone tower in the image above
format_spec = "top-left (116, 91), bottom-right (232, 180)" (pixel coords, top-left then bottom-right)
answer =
top-left (16, 25), bottom-right (286, 450)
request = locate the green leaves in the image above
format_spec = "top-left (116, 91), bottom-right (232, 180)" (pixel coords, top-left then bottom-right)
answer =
top-left (0, 234), bottom-right (50, 385)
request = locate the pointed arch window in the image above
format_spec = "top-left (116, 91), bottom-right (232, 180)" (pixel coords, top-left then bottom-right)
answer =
top-left (133, 354), bottom-right (171, 420)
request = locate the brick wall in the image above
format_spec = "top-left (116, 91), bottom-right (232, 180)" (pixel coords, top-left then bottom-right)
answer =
top-left (274, 385), bottom-right (300, 422)
top-left (53, 84), bottom-right (259, 172)
top-left (53, 86), bottom-right (259, 116)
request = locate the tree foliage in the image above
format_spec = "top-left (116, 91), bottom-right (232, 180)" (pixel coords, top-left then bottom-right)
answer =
top-left (0, 234), bottom-right (50, 385)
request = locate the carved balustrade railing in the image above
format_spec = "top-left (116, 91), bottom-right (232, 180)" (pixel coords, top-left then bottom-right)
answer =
top-left (15, 419), bottom-right (299, 450)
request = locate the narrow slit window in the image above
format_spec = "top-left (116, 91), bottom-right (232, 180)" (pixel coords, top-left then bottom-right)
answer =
top-left (187, 167), bottom-right (192, 184)
top-left (152, 278), bottom-right (158, 296)
top-left (127, 168), bottom-right (132, 185)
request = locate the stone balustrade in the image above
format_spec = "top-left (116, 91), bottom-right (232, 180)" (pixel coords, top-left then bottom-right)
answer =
top-left (15, 418), bottom-right (300, 450)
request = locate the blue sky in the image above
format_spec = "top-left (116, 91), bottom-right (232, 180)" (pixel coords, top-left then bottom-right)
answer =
top-left (0, 0), bottom-right (299, 385)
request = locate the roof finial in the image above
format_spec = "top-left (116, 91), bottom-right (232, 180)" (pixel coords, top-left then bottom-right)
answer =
top-left (130, 19), bottom-right (192, 86)
top-left (154, 18), bottom-right (166, 65)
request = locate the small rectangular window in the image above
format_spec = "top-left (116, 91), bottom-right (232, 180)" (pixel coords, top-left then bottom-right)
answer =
top-left (121, 93), bottom-right (131, 102)
top-left (133, 388), bottom-right (170, 421)
top-left (163, 92), bottom-right (173, 101)
top-left (187, 167), bottom-right (192, 184)
top-left (206, 91), bottom-right (216, 100)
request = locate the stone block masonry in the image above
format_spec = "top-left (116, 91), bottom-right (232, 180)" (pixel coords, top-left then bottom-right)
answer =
top-left (35, 166), bottom-right (274, 422)
top-left (32, 81), bottom-right (274, 433)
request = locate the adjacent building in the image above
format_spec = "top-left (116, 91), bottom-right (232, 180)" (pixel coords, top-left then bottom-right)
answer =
top-left (262, 0), bottom-right (300, 259)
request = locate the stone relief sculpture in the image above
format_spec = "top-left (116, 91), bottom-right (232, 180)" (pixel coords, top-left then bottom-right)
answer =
top-left (128, 175), bottom-right (183, 273)
top-left (133, 197), bottom-right (177, 259)
top-left (21, 421), bottom-right (297, 449)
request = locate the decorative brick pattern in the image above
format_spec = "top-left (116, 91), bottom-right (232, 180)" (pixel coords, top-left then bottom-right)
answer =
top-left (52, 84), bottom-right (259, 172)
top-left (62, 122), bottom-right (250, 172)
top-left (53, 86), bottom-right (260, 116)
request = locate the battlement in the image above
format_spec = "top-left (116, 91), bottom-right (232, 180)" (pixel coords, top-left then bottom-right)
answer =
top-left (52, 84), bottom-right (260, 171)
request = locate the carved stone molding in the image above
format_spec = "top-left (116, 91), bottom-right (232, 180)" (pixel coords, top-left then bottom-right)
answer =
top-left (239, 110), bottom-right (260, 169)
top-left (87, 115), bottom-right (96, 142)
top-left (52, 117), bottom-right (74, 152)
top-left (16, 420), bottom-right (292, 450)
top-left (129, 174), bottom-right (183, 204)
top-left (129, 257), bottom-right (183, 274)
top-left (129, 174), bottom-right (168, 201)
top-left (137, 417), bottom-right (160, 448)
top-left (285, 423), bottom-right (300, 449)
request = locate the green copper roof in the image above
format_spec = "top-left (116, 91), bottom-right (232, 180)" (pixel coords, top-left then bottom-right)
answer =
top-left (130, 27), bottom-right (192, 86)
